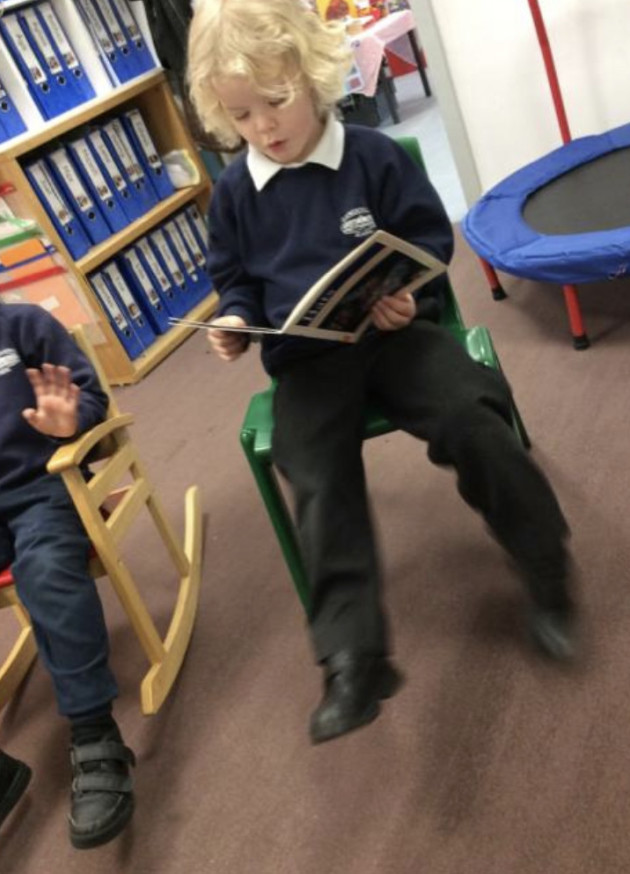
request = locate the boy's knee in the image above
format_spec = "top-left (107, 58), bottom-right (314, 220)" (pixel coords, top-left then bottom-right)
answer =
top-left (12, 535), bottom-right (90, 604)
top-left (427, 399), bottom-right (516, 466)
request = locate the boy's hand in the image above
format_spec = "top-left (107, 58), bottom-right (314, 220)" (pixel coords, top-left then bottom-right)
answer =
top-left (371, 291), bottom-right (416, 332)
top-left (22, 364), bottom-right (80, 438)
top-left (207, 315), bottom-right (249, 361)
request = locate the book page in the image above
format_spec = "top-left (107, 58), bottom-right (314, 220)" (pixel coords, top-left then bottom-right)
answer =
top-left (285, 230), bottom-right (446, 341)
top-left (315, 250), bottom-right (433, 333)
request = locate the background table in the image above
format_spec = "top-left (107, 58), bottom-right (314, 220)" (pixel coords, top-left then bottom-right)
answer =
top-left (346, 9), bottom-right (431, 124)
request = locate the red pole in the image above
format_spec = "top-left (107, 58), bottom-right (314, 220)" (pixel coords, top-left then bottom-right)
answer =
top-left (526, 0), bottom-right (572, 143)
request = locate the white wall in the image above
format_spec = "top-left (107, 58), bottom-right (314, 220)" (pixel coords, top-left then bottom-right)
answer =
top-left (410, 0), bottom-right (630, 199)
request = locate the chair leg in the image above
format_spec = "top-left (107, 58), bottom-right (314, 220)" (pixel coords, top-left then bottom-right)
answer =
top-left (510, 403), bottom-right (531, 450)
top-left (0, 599), bottom-right (37, 711)
top-left (90, 485), bottom-right (202, 715)
top-left (463, 325), bottom-right (531, 450)
top-left (240, 431), bottom-right (311, 610)
top-left (141, 485), bottom-right (202, 715)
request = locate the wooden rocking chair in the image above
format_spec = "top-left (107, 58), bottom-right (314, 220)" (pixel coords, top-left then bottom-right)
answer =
top-left (0, 326), bottom-right (202, 715)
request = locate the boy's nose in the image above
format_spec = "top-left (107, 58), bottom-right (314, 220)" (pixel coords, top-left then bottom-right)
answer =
top-left (255, 113), bottom-right (276, 133)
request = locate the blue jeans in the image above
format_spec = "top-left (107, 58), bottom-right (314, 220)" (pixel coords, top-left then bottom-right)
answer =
top-left (0, 475), bottom-right (118, 717)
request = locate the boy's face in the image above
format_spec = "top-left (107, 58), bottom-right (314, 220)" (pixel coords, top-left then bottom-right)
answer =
top-left (214, 75), bottom-right (326, 164)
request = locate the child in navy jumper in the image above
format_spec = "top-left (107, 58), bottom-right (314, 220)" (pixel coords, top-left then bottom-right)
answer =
top-left (188, 0), bottom-right (577, 744)
top-left (0, 303), bottom-right (134, 848)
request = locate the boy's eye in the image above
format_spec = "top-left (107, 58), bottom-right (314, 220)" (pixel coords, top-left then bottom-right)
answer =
top-left (232, 111), bottom-right (250, 121)
top-left (268, 97), bottom-right (288, 108)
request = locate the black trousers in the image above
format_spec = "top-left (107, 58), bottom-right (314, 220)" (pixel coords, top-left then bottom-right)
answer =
top-left (272, 321), bottom-right (570, 663)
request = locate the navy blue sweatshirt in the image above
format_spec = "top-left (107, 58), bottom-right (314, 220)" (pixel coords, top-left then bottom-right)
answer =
top-left (208, 124), bottom-right (454, 374)
top-left (0, 303), bottom-right (109, 491)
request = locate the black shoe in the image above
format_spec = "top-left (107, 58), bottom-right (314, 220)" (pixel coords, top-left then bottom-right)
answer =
top-left (310, 650), bottom-right (403, 744)
top-left (0, 752), bottom-right (31, 827)
top-left (69, 737), bottom-right (135, 850)
top-left (529, 607), bottom-right (576, 661)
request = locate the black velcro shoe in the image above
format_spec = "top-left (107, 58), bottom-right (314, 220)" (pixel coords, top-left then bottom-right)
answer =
top-left (69, 739), bottom-right (135, 849)
top-left (310, 650), bottom-right (403, 744)
top-left (0, 752), bottom-right (31, 827)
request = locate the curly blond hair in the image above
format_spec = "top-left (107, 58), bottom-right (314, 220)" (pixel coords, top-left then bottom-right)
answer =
top-left (187, 0), bottom-right (352, 148)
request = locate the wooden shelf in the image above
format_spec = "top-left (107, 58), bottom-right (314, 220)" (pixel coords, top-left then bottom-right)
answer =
top-left (0, 67), bottom-right (214, 385)
top-left (76, 183), bottom-right (208, 274)
top-left (0, 71), bottom-right (166, 160)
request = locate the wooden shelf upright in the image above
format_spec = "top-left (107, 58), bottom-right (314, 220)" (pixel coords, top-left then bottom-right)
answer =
top-left (0, 69), bottom-right (217, 385)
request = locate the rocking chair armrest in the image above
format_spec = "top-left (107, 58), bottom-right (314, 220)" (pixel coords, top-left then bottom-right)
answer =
top-left (47, 413), bottom-right (135, 473)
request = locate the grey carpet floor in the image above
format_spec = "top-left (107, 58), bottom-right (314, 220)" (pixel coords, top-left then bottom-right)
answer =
top-left (2, 230), bottom-right (630, 873)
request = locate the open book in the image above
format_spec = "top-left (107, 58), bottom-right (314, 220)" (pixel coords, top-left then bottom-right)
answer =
top-left (170, 230), bottom-right (447, 344)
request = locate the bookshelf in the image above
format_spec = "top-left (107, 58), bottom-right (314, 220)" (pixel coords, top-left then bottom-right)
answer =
top-left (0, 26), bottom-right (216, 385)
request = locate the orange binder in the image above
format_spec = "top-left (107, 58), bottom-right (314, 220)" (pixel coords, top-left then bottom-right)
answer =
top-left (0, 256), bottom-right (93, 327)
top-left (0, 237), bottom-right (50, 269)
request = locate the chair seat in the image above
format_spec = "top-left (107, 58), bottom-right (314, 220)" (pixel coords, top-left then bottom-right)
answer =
top-left (240, 323), bottom-right (529, 611)
top-left (243, 323), bottom-right (511, 462)
top-left (244, 388), bottom-right (394, 459)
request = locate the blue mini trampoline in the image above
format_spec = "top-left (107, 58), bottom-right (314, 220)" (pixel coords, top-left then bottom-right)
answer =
top-left (461, 0), bottom-right (630, 349)
top-left (463, 123), bottom-right (630, 286)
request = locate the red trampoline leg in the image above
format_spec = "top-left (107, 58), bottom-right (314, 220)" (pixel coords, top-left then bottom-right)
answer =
top-left (562, 284), bottom-right (589, 349)
top-left (479, 258), bottom-right (507, 300)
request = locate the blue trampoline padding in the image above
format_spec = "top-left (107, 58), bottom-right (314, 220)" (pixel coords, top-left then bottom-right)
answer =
top-left (462, 122), bottom-right (630, 284)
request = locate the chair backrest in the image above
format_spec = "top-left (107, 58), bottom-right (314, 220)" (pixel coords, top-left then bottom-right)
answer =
top-left (395, 136), bottom-right (464, 332)
top-left (1, 324), bottom-right (202, 715)
top-left (70, 325), bottom-right (120, 418)
top-left (50, 325), bottom-right (202, 715)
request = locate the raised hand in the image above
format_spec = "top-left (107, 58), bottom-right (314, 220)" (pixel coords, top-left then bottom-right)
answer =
top-left (22, 364), bottom-right (80, 438)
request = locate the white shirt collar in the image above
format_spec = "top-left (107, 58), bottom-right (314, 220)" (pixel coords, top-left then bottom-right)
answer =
top-left (246, 113), bottom-right (345, 191)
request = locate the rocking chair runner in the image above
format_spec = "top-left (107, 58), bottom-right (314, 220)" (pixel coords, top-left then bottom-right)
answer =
top-left (0, 325), bottom-right (202, 715)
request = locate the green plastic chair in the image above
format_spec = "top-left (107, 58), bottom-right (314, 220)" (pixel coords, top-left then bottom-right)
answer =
top-left (240, 137), bottom-right (530, 610)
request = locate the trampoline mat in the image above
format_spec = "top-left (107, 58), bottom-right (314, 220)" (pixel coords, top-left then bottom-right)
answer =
top-left (523, 146), bottom-right (630, 235)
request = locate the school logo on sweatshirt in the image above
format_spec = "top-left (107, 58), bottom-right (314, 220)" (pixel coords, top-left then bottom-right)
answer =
top-left (0, 348), bottom-right (20, 376)
top-left (340, 207), bottom-right (377, 238)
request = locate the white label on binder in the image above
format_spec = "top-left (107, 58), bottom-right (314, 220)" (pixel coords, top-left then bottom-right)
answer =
top-left (92, 273), bottom-right (129, 330)
top-left (151, 230), bottom-right (185, 286)
top-left (21, 9), bottom-right (63, 76)
top-left (105, 121), bottom-right (143, 182)
top-left (186, 204), bottom-right (209, 247)
top-left (30, 162), bottom-right (71, 224)
top-left (49, 149), bottom-right (95, 214)
top-left (176, 214), bottom-right (205, 266)
top-left (110, 0), bottom-right (141, 42)
top-left (72, 140), bottom-right (113, 203)
top-left (39, 2), bottom-right (80, 71)
top-left (125, 249), bottom-right (160, 305)
top-left (89, 131), bottom-right (129, 194)
top-left (3, 16), bottom-right (48, 86)
top-left (93, 0), bottom-right (127, 50)
top-left (164, 222), bottom-right (196, 277)
top-left (76, 0), bottom-right (115, 55)
top-left (103, 263), bottom-right (141, 316)
top-left (126, 109), bottom-right (160, 167)
top-left (136, 238), bottom-right (171, 292)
